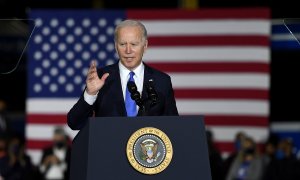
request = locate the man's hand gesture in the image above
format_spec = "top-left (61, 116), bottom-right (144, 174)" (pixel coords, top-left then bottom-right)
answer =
top-left (86, 60), bottom-right (109, 95)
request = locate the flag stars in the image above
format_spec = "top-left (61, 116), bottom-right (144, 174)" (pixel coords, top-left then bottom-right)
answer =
top-left (90, 27), bottom-right (99, 35)
top-left (74, 27), bottom-right (83, 36)
top-left (58, 43), bottom-right (67, 52)
top-left (66, 35), bottom-right (75, 43)
top-left (42, 27), bottom-right (51, 36)
top-left (50, 51), bottom-right (59, 60)
top-left (34, 51), bottom-right (42, 60)
top-left (74, 43), bottom-right (83, 52)
top-left (82, 18), bottom-right (91, 27)
top-left (82, 51), bottom-right (90, 60)
top-left (106, 26), bottom-right (114, 35)
top-left (50, 18), bottom-right (59, 27)
top-left (98, 35), bottom-right (107, 43)
top-left (50, 35), bottom-right (59, 44)
top-left (50, 83), bottom-right (58, 92)
top-left (66, 83), bottom-right (74, 92)
top-left (30, 14), bottom-right (121, 96)
top-left (98, 51), bottom-right (107, 60)
top-left (66, 67), bottom-right (75, 76)
top-left (42, 43), bottom-right (51, 52)
top-left (114, 52), bottom-right (119, 59)
top-left (35, 18), bottom-right (43, 27)
top-left (106, 43), bottom-right (114, 51)
top-left (82, 68), bottom-right (88, 76)
top-left (90, 43), bottom-right (99, 52)
top-left (74, 76), bottom-right (82, 84)
top-left (66, 18), bottom-right (75, 27)
top-left (42, 75), bottom-right (50, 84)
top-left (34, 35), bottom-right (42, 44)
top-left (82, 35), bottom-right (91, 44)
top-left (58, 75), bottom-right (66, 84)
top-left (34, 68), bottom-right (43, 77)
top-left (33, 84), bottom-right (42, 92)
top-left (66, 51), bottom-right (75, 60)
top-left (74, 60), bottom-right (82, 68)
top-left (58, 27), bottom-right (67, 36)
top-left (114, 18), bottom-right (123, 26)
top-left (98, 18), bottom-right (107, 27)
top-left (58, 59), bottom-right (66, 68)
top-left (106, 59), bottom-right (115, 66)
top-left (42, 59), bottom-right (51, 68)
top-left (50, 67), bottom-right (59, 76)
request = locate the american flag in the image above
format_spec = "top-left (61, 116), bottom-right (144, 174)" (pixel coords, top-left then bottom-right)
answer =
top-left (26, 8), bottom-right (270, 165)
top-left (271, 18), bottom-right (300, 49)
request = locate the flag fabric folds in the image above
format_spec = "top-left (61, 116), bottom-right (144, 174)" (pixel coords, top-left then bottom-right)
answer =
top-left (26, 8), bottom-right (271, 165)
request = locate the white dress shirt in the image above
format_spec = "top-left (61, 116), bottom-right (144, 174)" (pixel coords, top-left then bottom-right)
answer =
top-left (84, 61), bottom-right (144, 106)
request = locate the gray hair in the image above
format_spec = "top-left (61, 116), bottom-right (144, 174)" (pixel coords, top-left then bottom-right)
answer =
top-left (114, 19), bottom-right (148, 42)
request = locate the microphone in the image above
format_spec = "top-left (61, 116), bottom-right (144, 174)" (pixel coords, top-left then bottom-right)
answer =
top-left (127, 81), bottom-right (143, 108)
top-left (146, 79), bottom-right (158, 106)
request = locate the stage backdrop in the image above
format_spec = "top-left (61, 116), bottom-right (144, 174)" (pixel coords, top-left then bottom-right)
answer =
top-left (26, 8), bottom-right (270, 165)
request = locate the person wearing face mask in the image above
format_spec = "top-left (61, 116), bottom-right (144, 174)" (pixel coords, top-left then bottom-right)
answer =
top-left (226, 136), bottom-right (264, 180)
top-left (39, 127), bottom-right (71, 180)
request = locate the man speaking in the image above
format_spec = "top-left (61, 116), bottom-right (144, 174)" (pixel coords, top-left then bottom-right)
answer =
top-left (67, 19), bottom-right (178, 130)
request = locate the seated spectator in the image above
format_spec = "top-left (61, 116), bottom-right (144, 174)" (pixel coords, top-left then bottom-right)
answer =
top-left (39, 126), bottom-right (71, 180)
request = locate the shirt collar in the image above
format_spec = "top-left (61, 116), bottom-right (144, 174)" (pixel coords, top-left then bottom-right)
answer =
top-left (119, 61), bottom-right (144, 78)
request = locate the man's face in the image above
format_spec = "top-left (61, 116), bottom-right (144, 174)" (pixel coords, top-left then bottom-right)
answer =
top-left (115, 26), bottom-right (147, 70)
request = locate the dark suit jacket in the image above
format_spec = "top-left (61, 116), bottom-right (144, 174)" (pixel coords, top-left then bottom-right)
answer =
top-left (67, 62), bottom-right (178, 130)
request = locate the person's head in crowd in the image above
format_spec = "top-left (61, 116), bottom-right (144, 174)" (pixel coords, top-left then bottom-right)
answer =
top-left (8, 134), bottom-right (24, 156)
top-left (53, 127), bottom-right (68, 149)
top-left (276, 138), bottom-right (294, 160)
top-left (240, 136), bottom-right (258, 161)
top-left (264, 133), bottom-right (279, 157)
top-left (234, 131), bottom-right (247, 152)
top-left (114, 19), bottom-right (148, 70)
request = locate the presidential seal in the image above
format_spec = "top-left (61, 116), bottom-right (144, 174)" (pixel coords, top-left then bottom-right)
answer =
top-left (126, 127), bottom-right (173, 175)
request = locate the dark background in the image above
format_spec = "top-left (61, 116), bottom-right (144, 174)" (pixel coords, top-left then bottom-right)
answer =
top-left (0, 0), bottom-right (300, 123)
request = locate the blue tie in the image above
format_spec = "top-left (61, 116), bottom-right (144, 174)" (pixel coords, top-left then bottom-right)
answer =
top-left (125, 71), bottom-right (137, 117)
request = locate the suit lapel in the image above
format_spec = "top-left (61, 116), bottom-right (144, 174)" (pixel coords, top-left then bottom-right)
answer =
top-left (142, 64), bottom-right (154, 100)
top-left (107, 63), bottom-right (126, 116)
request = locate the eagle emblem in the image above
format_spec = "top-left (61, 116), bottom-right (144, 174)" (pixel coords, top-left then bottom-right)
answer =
top-left (140, 139), bottom-right (161, 163)
top-left (126, 127), bottom-right (173, 174)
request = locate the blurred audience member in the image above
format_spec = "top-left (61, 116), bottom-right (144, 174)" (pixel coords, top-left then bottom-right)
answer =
top-left (206, 129), bottom-right (225, 180)
top-left (226, 136), bottom-right (264, 180)
top-left (263, 138), bottom-right (300, 180)
top-left (261, 133), bottom-right (279, 167)
top-left (6, 133), bottom-right (39, 179)
top-left (223, 131), bottom-right (247, 177)
top-left (0, 99), bottom-right (12, 138)
top-left (39, 126), bottom-right (71, 180)
top-left (0, 135), bottom-right (11, 179)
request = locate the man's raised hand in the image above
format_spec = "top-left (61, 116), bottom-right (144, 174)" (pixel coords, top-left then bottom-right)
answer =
top-left (86, 60), bottom-right (109, 95)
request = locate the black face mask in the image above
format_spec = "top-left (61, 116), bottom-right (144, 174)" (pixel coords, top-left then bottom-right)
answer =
top-left (244, 147), bottom-right (255, 155)
top-left (55, 141), bottom-right (65, 149)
